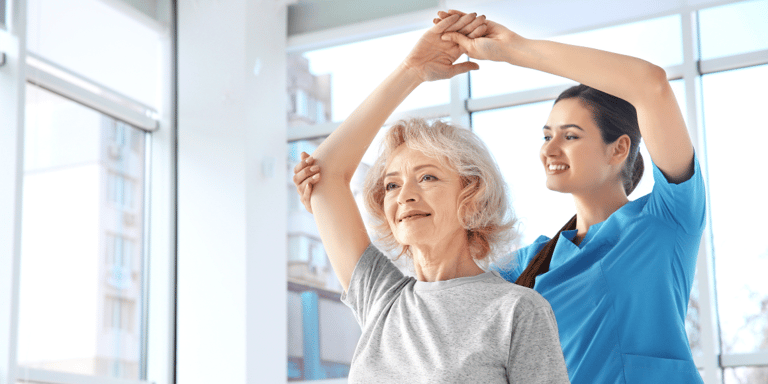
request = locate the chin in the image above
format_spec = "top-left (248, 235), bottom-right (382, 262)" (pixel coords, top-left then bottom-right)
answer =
top-left (545, 181), bottom-right (572, 194)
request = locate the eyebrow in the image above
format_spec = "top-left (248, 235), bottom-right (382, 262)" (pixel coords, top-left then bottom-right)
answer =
top-left (542, 124), bottom-right (585, 131)
top-left (385, 164), bottom-right (440, 178)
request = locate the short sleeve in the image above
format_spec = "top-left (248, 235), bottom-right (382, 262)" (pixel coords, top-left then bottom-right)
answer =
top-left (506, 294), bottom-right (570, 383)
top-left (645, 155), bottom-right (706, 236)
top-left (493, 237), bottom-right (548, 283)
top-left (341, 244), bottom-right (408, 328)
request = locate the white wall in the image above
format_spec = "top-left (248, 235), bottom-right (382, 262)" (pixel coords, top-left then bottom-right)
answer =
top-left (177, 0), bottom-right (287, 383)
top-left (0, 1), bottom-right (25, 383)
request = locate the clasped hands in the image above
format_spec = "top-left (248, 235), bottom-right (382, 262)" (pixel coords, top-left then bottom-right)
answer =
top-left (404, 10), bottom-right (517, 82)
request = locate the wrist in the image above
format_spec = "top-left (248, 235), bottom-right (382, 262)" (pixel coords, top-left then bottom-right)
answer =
top-left (397, 61), bottom-right (426, 88)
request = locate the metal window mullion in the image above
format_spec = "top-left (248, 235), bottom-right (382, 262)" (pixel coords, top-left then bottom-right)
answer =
top-left (25, 53), bottom-right (159, 132)
top-left (450, 61), bottom-right (471, 129)
top-left (287, 104), bottom-right (452, 142)
top-left (699, 49), bottom-right (768, 75)
top-left (720, 351), bottom-right (768, 367)
top-left (139, 132), bottom-right (152, 380)
top-left (681, 10), bottom-right (722, 384)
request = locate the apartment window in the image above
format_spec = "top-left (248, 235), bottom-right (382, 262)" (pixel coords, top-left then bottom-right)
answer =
top-left (19, 84), bottom-right (147, 380)
top-left (702, 65), bottom-right (768, 380)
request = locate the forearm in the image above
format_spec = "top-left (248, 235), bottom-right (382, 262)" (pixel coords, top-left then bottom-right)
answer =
top-left (311, 64), bottom-right (422, 186)
top-left (501, 36), bottom-right (668, 105)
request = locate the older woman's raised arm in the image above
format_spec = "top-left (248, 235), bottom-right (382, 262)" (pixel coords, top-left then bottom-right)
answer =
top-left (310, 14), bottom-right (481, 292)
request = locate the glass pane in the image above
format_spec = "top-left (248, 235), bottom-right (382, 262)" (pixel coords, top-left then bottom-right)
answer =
top-left (286, 139), bottom-right (368, 381)
top-left (703, 65), bottom-right (768, 354)
top-left (471, 101), bottom-right (574, 246)
top-left (18, 84), bottom-right (146, 379)
top-left (699, 0), bottom-right (768, 60)
top-left (471, 15), bottom-right (682, 99)
top-left (293, 29), bottom-right (451, 125)
top-left (27, 0), bottom-right (165, 108)
top-left (724, 367), bottom-right (768, 384)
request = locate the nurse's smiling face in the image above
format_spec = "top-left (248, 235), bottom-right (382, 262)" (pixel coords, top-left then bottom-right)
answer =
top-left (383, 145), bottom-right (466, 250)
top-left (541, 98), bottom-right (625, 195)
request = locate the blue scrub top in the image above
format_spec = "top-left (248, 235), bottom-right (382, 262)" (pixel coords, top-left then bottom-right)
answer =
top-left (493, 157), bottom-right (706, 384)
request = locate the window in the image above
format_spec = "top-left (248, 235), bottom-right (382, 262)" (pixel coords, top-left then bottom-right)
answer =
top-left (703, 64), bottom-right (768, 357)
top-left (18, 84), bottom-right (146, 380)
top-left (470, 15), bottom-right (682, 99)
top-left (293, 28), bottom-right (450, 125)
top-left (699, 0), bottom-right (768, 60)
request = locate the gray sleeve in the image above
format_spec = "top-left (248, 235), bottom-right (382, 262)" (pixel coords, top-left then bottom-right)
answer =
top-left (341, 244), bottom-right (407, 328)
top-left (507, 297), bottom-right (570, 383)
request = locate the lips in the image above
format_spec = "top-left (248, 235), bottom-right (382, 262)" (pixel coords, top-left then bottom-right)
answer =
top-left (398, 211), bottom-right (431, 222)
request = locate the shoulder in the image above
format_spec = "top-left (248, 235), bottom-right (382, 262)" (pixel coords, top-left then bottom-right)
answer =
top-left (492, 237), bottom-right (550, 282)
top-left (487, 274), bottom-right (553, 312)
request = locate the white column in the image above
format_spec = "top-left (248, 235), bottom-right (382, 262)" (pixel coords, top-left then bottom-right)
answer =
top-left (681, 10), bottom-right (721, 384)
top-left (0, 1), bottom-right (26, 384)
top-left (244, 1), bottom-right (289, 383)
top-left (177, 0), bottom-right (288, 383)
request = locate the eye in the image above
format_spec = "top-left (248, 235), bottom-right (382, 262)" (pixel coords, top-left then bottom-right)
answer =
top-left (385, 182), bottom-right (399, 191)
top-left (565, 134), bottom-right (579, 140)
top-left (543, 135), bottom-right (552, 142)
top-left (421, 174), bottom-right (438, 182)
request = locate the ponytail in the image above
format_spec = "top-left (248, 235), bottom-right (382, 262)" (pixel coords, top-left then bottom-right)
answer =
top-left (515, 215), bottom-right (577, 289)
top-left (625, 152), bottom-right (644, 195)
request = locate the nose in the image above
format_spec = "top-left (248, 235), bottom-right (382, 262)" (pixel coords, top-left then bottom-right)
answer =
top-left (396, 179), bottom-right (420, 205)
top-left (541, 136), bottom-right (562, 158)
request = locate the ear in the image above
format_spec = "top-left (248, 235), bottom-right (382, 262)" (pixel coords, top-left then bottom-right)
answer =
top-left (609, 135), bottom-right (631, 166)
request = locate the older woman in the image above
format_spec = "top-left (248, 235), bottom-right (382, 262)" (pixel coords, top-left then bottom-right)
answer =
top-left (300, 13), bottom-right (569, 383)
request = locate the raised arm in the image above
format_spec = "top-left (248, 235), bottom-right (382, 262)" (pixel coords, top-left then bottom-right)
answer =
top-left (440, 11), bottom-right (695, 182)
top-left (310, 14), bottom-right (481, 291)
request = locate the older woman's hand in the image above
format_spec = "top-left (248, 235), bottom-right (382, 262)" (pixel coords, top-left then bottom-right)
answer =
top-left (402, 13), bottom-right (482, 82)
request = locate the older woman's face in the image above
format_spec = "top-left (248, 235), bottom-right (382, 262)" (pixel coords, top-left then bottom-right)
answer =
top-left (382, 145), bottom-right (465, 249)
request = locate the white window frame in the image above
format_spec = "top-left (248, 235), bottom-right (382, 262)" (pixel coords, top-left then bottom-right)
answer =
top-left (6, 1), bottom-right (177, 384)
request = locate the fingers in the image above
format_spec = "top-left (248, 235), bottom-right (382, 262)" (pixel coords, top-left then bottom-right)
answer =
top-left (293, 152), bottom-right (313, 174)
top-left (293, 165), bottom-right (320, 189)
top-left (467, 23), bottom-right (488, 39)
top-left (292, 155), bottom-right (320, 188)
top-left (447, 61), bottom-right (480, 77)
top-left (438, 10), bottom-right (466, 19)
top-left (444, 12), bottom-right (479, 33)
top-left (441, 31), bottom-right (472, 48)
top-left (299, 175), bottom-right (317, 214)
top-left (431, 13), bottom-right (461, 33)
top-left (456, 14), bottom-right (486, 35)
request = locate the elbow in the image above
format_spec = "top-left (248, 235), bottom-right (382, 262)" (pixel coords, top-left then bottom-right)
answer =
top-left (640, 63), bottom-right (673, 99)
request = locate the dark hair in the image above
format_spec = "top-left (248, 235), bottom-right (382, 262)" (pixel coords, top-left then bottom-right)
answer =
top-left (516, 84), bottom-right (643, 289)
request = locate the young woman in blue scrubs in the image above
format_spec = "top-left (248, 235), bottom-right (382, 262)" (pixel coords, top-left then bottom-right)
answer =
top-left (294, 11), bottom-right (706, 383)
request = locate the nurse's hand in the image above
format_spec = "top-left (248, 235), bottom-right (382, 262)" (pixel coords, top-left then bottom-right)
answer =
top-left (293, 152), bottom-right (320, 214)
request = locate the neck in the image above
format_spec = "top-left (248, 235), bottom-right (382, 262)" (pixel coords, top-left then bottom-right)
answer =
top-left (410, 234), bottom-right (483, 282)
top-left (571, 183), bottom-right (629, 240)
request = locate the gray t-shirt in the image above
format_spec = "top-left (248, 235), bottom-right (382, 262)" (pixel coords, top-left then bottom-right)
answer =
top-left (341, 244), bottom-right (570, 383)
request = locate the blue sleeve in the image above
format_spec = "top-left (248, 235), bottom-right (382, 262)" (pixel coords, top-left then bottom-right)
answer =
top-left (492, 237), bottom-right (549, 283)
top-left (341, 244), bottom-right (407, 328)
top-left (644, 155), bottom-right (706, 236)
